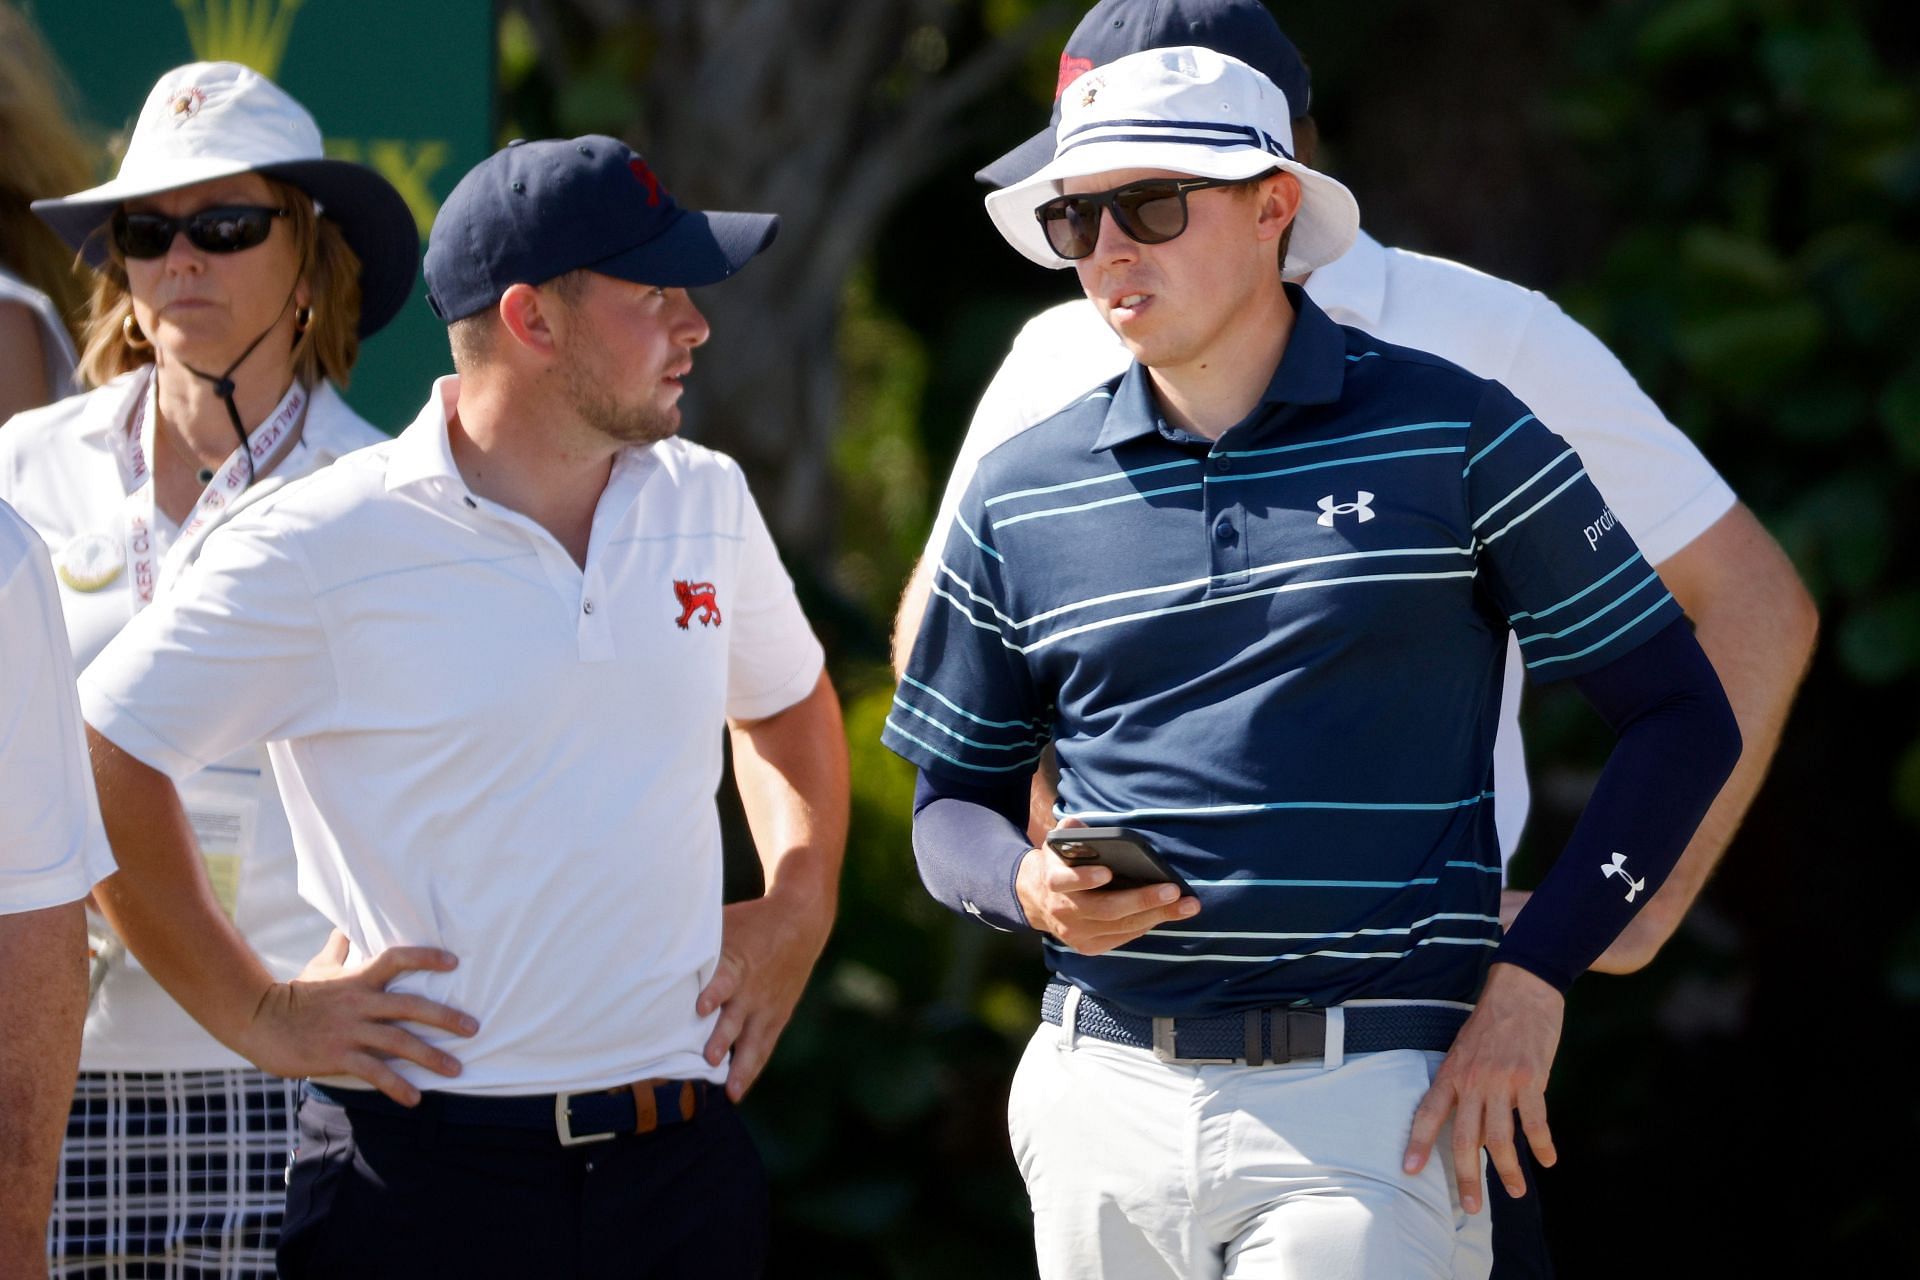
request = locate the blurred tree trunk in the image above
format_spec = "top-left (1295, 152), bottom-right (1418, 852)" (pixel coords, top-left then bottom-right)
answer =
top-left (533, 0), bottom-right (1065, 574)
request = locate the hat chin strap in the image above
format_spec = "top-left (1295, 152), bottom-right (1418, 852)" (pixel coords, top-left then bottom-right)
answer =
top-left (173, 285), bottom-right (299, 485)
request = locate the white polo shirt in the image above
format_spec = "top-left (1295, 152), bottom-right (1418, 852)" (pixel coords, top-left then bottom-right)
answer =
top-left (0, 501), bottom-right (114, 913)
top-left (81, 376), bottom-right (825, 1095)
top-left (923, 228), bottom-right (1736, 867)
top-left (1, 370), bottom-right (384, 1070)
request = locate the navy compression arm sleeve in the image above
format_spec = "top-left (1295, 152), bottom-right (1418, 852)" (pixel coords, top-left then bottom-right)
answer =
top-left (1495, 618), bottom-right (1741, 991)
top-left (912, 767), bottom-right (1035, 931)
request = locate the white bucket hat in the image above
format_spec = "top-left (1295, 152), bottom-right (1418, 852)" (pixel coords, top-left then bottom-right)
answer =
top-left (984, 45), bottom-right (1359, 276)
top-left (32, 61), bottom-right (417, 338)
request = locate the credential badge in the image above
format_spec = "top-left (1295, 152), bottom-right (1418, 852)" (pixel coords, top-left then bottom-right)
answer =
top-left (55, 532), bottom-right (124, 593)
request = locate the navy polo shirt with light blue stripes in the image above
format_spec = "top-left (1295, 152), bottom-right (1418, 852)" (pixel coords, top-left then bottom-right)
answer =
top-left (886, 286), bottom-right (1682, 1016)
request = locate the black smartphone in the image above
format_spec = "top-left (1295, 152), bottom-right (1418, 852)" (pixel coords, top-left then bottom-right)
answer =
top-left (1045, 827), bottom-right (1189, 893)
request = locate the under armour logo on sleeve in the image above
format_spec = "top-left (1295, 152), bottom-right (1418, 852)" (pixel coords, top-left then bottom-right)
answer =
top-left (1601, 851), bottom-right (1646, 902)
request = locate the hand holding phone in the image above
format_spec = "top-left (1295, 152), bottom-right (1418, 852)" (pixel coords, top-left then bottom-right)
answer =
top-left (1044, 826), bottom-right (1189, 893)
top-left (1019, 825), bottom-right (1199, 956)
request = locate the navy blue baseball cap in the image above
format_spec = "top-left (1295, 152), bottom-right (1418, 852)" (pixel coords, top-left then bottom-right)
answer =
top-left (423, 135), bottom-right (779, 323)
top-left (975, 0), bottom-right (1312, 188)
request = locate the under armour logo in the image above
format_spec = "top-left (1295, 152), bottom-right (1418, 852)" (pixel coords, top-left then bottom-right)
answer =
top-left (1600, 852), bottom-right (1646, 903)
top-left (1317, 491), bottom-right (1375, 526)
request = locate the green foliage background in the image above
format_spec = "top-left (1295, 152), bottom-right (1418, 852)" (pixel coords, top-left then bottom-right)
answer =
top-left (507, 1), bottom-right (1916, 1273)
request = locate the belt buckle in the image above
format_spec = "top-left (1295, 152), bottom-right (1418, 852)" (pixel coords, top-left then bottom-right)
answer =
top-left (554, 1091), bottom-right (617, 1147)
top-left (1277, 1009), bottom-right (1328, 1063)
top-left (1150, 1016), bottom-right (1235, 1066)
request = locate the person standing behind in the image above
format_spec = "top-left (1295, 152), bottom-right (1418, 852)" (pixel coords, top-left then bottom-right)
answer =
top-left (0, 502), bottom-right (117, 1280)
top-left (0, 2), bottom-right (93, 418)
top-left (891, 46), bottom-right (1742, 1278)
top-left (4, 61), bottom-right (422, 1278)
top-left (77, 135), bottom-right (848, 1278)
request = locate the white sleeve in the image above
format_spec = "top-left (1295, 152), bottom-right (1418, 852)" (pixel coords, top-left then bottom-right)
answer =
top-left (0, 511), bottom-right (114, 911)
top-left (921, 301), bottom-right (1130, 564)
top-left (79, 511), bottom-right (339, 780)
top-left (724, 474), bottom-right (824, 722)
top-left (1497, 293), bottom-right (1736, 565)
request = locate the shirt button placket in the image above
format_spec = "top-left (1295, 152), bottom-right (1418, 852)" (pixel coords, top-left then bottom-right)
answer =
top-left (577, 574), bottom-right (614, 663)
top-left (1207, 452), bottom-right (1250, 588)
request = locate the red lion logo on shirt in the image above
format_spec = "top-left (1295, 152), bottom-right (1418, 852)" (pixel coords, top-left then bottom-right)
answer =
top-left (673, 579), bottom-right (721, 629)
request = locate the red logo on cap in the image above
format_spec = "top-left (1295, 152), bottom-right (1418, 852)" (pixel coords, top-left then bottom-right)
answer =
top-left (630, 158), bottom-right (666, 208)
top-left (1055, 54), bottom-right (1095, 98)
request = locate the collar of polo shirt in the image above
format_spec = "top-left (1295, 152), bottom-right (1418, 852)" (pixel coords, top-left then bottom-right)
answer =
top-left (382, 376), bottom-right (468, 494)
top-left (382, 376), bottom-right (660, 505)
top-left (1090, 284), bottom-right (1348, 452)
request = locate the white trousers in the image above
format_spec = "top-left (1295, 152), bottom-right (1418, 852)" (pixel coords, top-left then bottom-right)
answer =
top-left (1007, 1020), bottom-right (1493, 1280)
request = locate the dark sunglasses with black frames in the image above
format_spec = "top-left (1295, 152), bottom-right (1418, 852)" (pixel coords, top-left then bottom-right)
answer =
top-left (1035, 170), bottom-right (1280, 261)
top-left (111, 205), bottom-right (288, 260)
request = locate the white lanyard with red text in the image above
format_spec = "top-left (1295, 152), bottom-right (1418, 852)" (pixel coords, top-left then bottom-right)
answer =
top-left (113, 365), bottom-right (308, 611)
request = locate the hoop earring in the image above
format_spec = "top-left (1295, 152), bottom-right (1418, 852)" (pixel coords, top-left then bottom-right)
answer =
top-left (293, 304), bottom-right (313, 335)
top-left (122, 313), bottom-right (152, 351)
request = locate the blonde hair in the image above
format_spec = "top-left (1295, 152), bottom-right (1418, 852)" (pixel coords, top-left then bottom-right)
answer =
top-left (446, 268), bottom-right (590, 373)
top-left (0, 3), bottom-right (95, 342)
top-left (76, 178), bottom-right (364, 390)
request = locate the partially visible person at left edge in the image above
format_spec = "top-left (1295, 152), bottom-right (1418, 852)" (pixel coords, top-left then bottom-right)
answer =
top-left (0, 499), bottom-right (116, 1280)
top-left (78, 134), bottom-right (848, 1278)
top-left (0, 2), bottom-right (93, 419)
top-left (5, 61), bottom-right (436, 1278)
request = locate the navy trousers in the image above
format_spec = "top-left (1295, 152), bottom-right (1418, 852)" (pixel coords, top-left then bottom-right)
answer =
top-left (277, 1085), bottom-right (768, 1279)
top-left (1487, 1129), bottom-right (1554, 1280)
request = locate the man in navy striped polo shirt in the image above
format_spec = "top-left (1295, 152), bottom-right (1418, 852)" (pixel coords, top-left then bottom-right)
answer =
top-left (886, 47), bottom-right (1740, 1279)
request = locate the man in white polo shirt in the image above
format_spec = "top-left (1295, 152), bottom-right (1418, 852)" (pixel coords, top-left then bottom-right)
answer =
top-left (79, 136), bottom-right (848, 1277)
top-left (0, 501), bottom-right (116, 1276)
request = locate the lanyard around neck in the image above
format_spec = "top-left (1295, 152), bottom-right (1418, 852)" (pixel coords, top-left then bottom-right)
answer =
top-left (113, 364), bottom-right (309, 610)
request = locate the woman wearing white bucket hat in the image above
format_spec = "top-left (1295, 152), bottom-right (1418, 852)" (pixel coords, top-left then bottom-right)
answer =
top-left (0, 60), bottom-right (420, 1278)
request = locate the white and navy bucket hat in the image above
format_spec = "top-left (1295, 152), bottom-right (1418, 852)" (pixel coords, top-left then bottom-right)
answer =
top-left (984, 45), bottom-right (1358, 276)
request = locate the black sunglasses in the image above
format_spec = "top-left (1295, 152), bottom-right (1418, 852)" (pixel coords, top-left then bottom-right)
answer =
top-left (111, 205), bottom-right (288, 260)
top-left (1035, 175), bottom-right (1267, 260)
